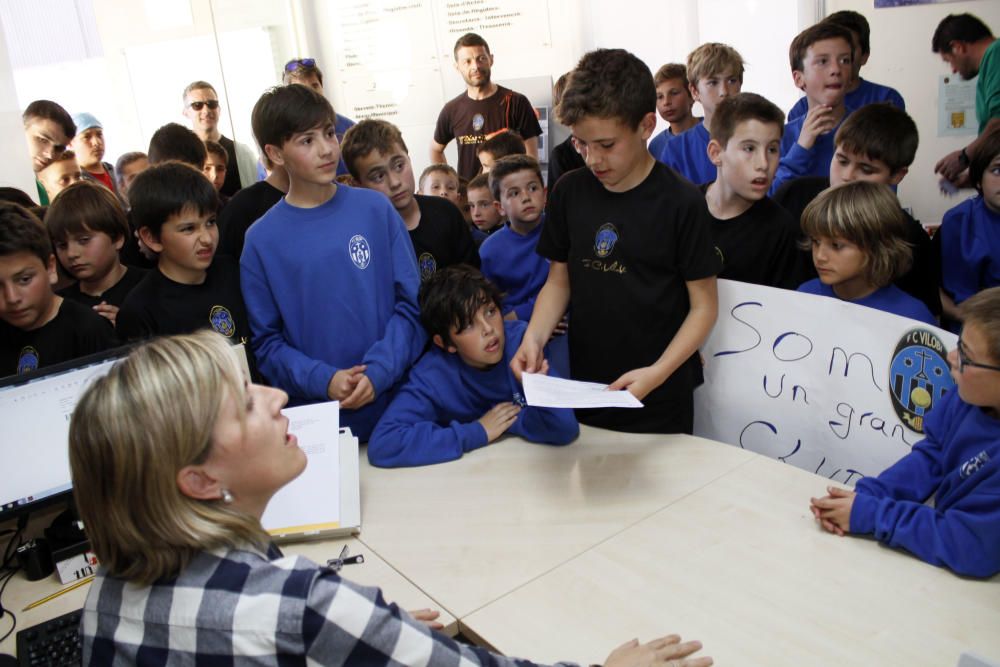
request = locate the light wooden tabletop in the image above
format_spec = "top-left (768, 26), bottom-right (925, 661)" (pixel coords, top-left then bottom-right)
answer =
top-left (459, 453), bottom-right (1000, 666)
top-left (356, 427), bottom-right (755, 619)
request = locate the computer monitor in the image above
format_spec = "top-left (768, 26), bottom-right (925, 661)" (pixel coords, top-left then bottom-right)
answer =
top-left (0, 346), bottom-right (130, 524)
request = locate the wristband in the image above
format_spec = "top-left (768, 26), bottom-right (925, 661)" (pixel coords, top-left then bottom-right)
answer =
top-left (959, 148), bottom-right (970, 167)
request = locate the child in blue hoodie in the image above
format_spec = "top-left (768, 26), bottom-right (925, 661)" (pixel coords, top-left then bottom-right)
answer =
top-left (810, 286), bottom-right (1000, 578)
top-left (368, 265), bottom-right (578, 467)
top-left (240, 85), bottom-right (425, 441)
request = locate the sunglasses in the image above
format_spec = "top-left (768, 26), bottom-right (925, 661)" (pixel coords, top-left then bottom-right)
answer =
top-left (285, 58), bottom-right (316, 72)
top-left (188, 100), bottom-right (220, 111)
top-left (957, 335), bottom-right (1000, 373)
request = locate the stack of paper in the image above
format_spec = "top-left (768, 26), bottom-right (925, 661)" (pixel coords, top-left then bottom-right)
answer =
top-left (261, 401), bottom-right (361, 542)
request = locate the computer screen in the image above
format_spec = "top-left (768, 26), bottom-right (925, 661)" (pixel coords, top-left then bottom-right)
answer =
top-left (0, 347), bottom-right (128, 523)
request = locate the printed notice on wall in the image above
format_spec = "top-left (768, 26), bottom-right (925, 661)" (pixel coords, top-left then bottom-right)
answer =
top-left (694, 280), bottom-right (957, 485)
top-left (432, 0), bottom-right (552, 71)
top-left (323, 0), bottom-right (554, 135)
top-left (321, 2), bottom-right (446, 129)
top-left (937, 74), bottom-right (978, 137)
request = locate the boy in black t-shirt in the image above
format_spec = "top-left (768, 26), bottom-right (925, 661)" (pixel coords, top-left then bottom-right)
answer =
top-left (703, 93), bottom-right (798, 289)
top-left (342, 119), bottom-right (479, 282)
top-left (0, 202), bottom-right (115, 378)
top-left (512, 49), bottom-right (721, 434)
top-left (117, 163), bottom-right (252, 365)
top-left (47, 180), bottom-right (147, 327)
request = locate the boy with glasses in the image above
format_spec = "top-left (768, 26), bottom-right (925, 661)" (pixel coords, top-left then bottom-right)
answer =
top-left (810, 286), bottom-right (1000, 578)
top-left (182, 81), bottom-right (258, 196)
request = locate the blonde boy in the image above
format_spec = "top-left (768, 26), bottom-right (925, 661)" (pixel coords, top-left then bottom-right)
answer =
top-left (658, 43), bottom-right (744, 185)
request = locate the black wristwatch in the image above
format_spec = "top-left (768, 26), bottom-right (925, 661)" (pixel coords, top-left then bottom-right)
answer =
top-left (959, 148), bottom-right (970, 167)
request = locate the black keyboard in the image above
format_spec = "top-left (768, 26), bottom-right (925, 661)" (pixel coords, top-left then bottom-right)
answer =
top-left (15, 609), bottom-right (81, 666)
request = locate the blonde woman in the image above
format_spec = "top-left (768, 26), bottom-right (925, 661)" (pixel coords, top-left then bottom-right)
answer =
top-left (69, 331), bottom-right (712, 666)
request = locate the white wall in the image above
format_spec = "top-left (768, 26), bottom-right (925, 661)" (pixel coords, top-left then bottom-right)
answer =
top-left (0, 20), bottom-right (38, 201)
top-left (825, 0), bottom-right (1000, 226)
top-left (299, 0), bottom-right (818, 176)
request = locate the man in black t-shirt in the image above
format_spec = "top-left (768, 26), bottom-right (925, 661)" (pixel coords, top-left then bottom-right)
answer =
top-left (343, 120), bottom-right (479, 281)
top-left (431, 33), bottom-right (542, 181)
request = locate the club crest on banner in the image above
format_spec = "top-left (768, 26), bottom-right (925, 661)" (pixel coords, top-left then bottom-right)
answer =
top-left (888, 328), bottom-right (953, 433)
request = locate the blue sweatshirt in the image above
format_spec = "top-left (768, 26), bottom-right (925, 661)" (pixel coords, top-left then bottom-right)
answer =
top-left (657, 123), bottom-right (716, 186)
top-left (771, 108), bottom-right (851, 194)
top-left (850, 388), bottom-right (1000, 578)
top-left (787, 78), bottom-right (905, 121)
top-left (367, 320), bottom-right (578, 467)
top-left (479, 221), bottom-right (549, 321)
top-left (797, 279), bottom-right (936, 325)
top-left (240, 185), bottom-right (426, 441)
top-left (939, 195), bottom-right (1000, 305)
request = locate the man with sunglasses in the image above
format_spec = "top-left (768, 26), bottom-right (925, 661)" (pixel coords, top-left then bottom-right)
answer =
top-left (810, 286), bottom-right (1000, 578)
top-left (182, 81), bottom-right (258, 197)
top-left (21, 99), bottom-right (76, 205)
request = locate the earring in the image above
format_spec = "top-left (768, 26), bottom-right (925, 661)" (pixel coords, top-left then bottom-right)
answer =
top-left (220, 488), bottom-right (234, 504)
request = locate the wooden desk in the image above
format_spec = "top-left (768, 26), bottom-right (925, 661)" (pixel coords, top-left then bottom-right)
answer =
top-left (0, 536), bottom-right (455, 656)
top-left (460, 453), bottom-right (1000, 665)
top-left (356, 426), bottom-right (754, 618)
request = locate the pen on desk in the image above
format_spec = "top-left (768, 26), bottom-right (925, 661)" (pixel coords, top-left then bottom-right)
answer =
top-left (22, 575), bottom-right (95, 611)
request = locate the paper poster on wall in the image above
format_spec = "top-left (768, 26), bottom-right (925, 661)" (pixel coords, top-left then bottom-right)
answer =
top-left (325, 1), bottom-right (440, 69)
top-left (323, 1), bottom-right (445, 126)
top-left (431, 0), bottom-right (551, 46)
top-left (338, 67), bottom-right (447, 124)
top-left (694, 280), bottom-right (957, 485)
top-left (937, 74), bottom-right (979, 137)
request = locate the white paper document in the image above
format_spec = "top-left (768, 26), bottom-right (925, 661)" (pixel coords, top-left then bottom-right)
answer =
top-left (522, 373), bottom-right (643, 409)
top-left (262, 401), bottom-right (342, 537)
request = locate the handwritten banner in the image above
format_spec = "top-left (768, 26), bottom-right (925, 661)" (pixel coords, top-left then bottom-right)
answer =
top-left (694, 280), bottom-right (957, 484)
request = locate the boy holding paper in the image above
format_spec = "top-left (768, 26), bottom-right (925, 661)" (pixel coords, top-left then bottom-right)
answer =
top-left (368, 265), bottom-right (577, 468)
top-left (512, 48), bottom-right (720, 434)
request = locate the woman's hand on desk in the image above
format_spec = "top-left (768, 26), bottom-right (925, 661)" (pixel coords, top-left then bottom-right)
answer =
top-left (604, 635), bottom-right (713, 667)
top-left (810, 486), bottom-right (857, 536)
top-left (407, 608), bottom-right (444, 631)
